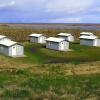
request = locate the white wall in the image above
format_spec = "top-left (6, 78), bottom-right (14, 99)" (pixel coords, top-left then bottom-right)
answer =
top-left (96, 39), bottom-right (100, 46)
top-left (30, 37), bottom-right (38, 43)
top-left (46, 41), bottom-right (59, 50)
top-left (16, 44), bottom-right (24, 56)
top-left (59, 36), bottom-right (68, 40)
top-left (68, 36), bottom-right (74, 42)
top-left (59, 36), bottom-right (74, 42)
top-left (30, 36), bottom-right (46, 43)
top-left (9, 44), bottom-right (24, 56)
top-left (80, 39), bottom-right (94, 46)
top-left (59, 41), bottom-right (69, 51)
top-left (38, 36), bottom-right (46, 43)
top-left (0, 45), bottom-right (9, 56)
top-left (46, 40), bottom-right (69, 51)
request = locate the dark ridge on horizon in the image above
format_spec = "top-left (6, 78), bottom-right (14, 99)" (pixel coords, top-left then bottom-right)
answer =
top-left (0, 22), bottom-right (100, 24)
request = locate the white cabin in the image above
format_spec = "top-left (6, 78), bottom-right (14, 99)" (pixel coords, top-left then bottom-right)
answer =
top-left (58, 33), bottom-right (74, 42)
top-left (29, 33), bottom-right (46, 43)
top-left (0, 35), bottom-right (11, 42)
top-left (0, 40), bottom-right (24, 57)
top-left (46, 37), bottom-right (69, 51)
top-left (79, 35), bottom-right (98, 46)
top-left (80, 32), bottom-right (94, 36)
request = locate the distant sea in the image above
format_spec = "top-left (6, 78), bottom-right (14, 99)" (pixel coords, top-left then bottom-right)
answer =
top-left (11, 25), bottom-right (100, 30)
top-left (1, 23), bottom-right (100, 30)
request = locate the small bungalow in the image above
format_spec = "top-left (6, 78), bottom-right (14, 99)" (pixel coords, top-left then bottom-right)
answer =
top-left (58, 33), bottom-right (74, 42)
top-left (79, 35), bottom-right (98, 46)
top-left (0, 40), bottom-right (24, 57)
top-left (80, 32), bottom-right (94, 36)
top-left (0, 35), bottom-right (11, 42)
top-left (29, 33), bottom-right (46, 43)
top-left (46, 37), bottom-right (69, 51)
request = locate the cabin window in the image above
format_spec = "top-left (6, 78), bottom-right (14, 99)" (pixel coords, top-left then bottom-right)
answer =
top-left (13, 47), bottom-right (15, 49)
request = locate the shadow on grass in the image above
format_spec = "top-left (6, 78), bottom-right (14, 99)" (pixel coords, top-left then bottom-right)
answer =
top-left (23, 43), bottom-right (100, 65)
top-left (41, 45), bottom-right (46, 48)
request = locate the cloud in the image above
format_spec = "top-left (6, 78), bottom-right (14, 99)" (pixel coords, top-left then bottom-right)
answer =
top-left (0, 1), bottom-right (15, 8)
top-left (49, 17), bottom-right (81, 23)
top-left (0, 0), bottom-right (99, 23)
top-left (92, 7), bottom-right (100, 12)
top-left (45, 0), bottom-right (94, 14)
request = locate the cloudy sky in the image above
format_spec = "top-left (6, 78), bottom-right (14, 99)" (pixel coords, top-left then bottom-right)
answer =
top-left (0, 0), bottom-right (100, 23)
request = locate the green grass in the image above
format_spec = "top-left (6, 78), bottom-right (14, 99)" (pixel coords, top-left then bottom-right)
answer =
top-left (0, 42), bottom-right (100, 99)
top-left (0, 69), bottom-right (100, 100)
top-left (0, 27), bottom-right (100, 99)
top-left (12, 42), bottom-right (100, 64)
top-left (1, 41), bottom-right (100, 65)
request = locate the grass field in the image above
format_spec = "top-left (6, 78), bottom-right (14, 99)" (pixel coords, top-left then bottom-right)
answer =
top-left (14, 42), bottom-right (100, 64)
top-left (0, 69), bottom-right (100, 100)
top-left (0, 26), bottom-right (100, 100)
top-left (0, 42), bottom-right (100, 99)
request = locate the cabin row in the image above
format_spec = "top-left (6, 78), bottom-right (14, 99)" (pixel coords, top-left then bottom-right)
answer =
top-left (0, 35), bottom-right (24, 57)
top-left (0, 32), bottom-right (100, 57)
top-left (79, 32), bottom-right (100, 47)
top-left (29, 32), bottom-right (100, 51)
top-left (29, 33), bottom-right (74, 51)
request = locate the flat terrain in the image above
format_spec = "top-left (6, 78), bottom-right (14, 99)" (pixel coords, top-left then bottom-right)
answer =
top-left (0, 42), bottom-right (100, 100)
top-left (1, 23), bottom-right (100, 26)
top-left (0, 68), bottom-right (100, 100)
top-left (24, 42), bottom-right (100, 64)
top-left (0, 25), bottom-right (100, 100)
top-left (1, 42), bottom-right (100, 65)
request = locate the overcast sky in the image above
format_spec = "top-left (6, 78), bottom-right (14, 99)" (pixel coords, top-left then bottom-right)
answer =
top-left (0, 0), bottom-right (100, 23)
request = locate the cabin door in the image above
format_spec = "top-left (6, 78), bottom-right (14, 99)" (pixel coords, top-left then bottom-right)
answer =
top-left (12, 46), bottom-right (16, 56)
top-left (93, 39), bottom-right (97, 46)
top-left (60, 42), bottom-right (64, 50)
top-left (39, 37), bottom-right (43, 43)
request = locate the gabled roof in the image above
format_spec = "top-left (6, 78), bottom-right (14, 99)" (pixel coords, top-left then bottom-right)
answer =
top-left (79, 35), bottom-right (98, 40)
top-left (0, 40), bottom-right (17, 47)
top-left (29, 33), bottom-right (43, 37)
top-left (0, 35), bottom-right (6, 40)
top-left (80, 32), bottom-right (94, 35)
top-left (58, 33), bottom-right (72, 36)
top-left (46, 37), bottom-right (65, 42)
